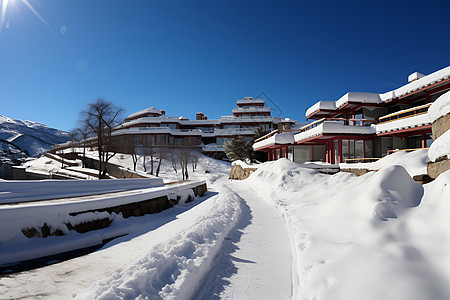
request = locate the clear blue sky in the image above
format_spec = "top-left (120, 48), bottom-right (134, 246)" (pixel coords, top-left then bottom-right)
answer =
top-left (1, 0), bottom-right (449, 131)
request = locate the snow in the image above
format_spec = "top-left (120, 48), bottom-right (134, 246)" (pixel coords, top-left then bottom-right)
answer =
top-left (294, 121), bottom-right (375, 143)
top-left (389, 66), bottom-right (450, 100)
top-left (1, 151), bottom-right (450, 300)
top-left (408, 72), bottom-right (426, 83)
top-left (335, 92), bottom-right (381, 108)
top-left (195, 180), bottom-right (292, 299)
top-left (376, 109), bottom-right (431, 134)
top-left (244, 158), bottom-right (450, 299)
top-left (0, 114), bottom-right (70, 158)
top-left (305, 100), bottom-right (336, 118)
top-left (253, 131), bottom-right (295, 150)
top-left (428, 129), bottom-right (450, 162)
top-left (340, 148), bottom-right (429, 176)
top-left (428, 89), bottom-right (450, 123)
top-left (74, 186), bottom-right (242, 300)
top-left (0, 177), bottom-right (164, 204)
top-left (0, 180), bottom-right (204, 245)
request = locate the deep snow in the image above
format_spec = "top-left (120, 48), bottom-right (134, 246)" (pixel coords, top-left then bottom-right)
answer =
top-left (1, 150), bottom-right (449, 300)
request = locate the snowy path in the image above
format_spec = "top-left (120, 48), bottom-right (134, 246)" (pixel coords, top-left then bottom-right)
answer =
top-left (194, 180), bottom-right (292, 300)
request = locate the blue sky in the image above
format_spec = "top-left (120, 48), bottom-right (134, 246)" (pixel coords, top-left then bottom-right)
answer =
top-left (1, 0), bottom-right (449, 131)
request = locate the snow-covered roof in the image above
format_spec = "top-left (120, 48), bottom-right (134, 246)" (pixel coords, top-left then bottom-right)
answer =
top-left (335, 92), bottom-right (381, 108)
top-left (253, 132), bottom-right (295, 150)
top-left (428, 90), bottom-right (450, 123)
top-left (236, 98), bottom-right (265, 105)
top-left (127, 107), bottom-right (162, 119)
top-left (232, 107), bottom-right (271, 113)
top-left (408, 72), bottom-right (426, 83)
top-left (294, 121), bottom-right (375, 143)
top-left (383, 66), bottom-right (450, 102)
top-left (306, 65), bottom-right (450, 117)
top-left (305, 101), bottom-right (337, 118)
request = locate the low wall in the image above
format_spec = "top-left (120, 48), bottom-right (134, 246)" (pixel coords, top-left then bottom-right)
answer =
top-left (340, 168), bottom-right (374, 176)
top-left (1, 177), bottom-right (165, 204)
top-left (0, 180), bottom-right (207, 265)
top-left (229, 165), bottom-right (257, 180)
top-left (81, 156), bottom-right (151, 179)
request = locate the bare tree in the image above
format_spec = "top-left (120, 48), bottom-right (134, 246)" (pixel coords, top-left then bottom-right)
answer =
top-left (155, 146), bottom-right (168, 177)
top-left (79, 98), bottom-right (123, 179)
top-left (71, 125), bottom-right (90, 167)
top-left (169, 147), bottom-right (178, 173)
top-left (191, 149), bottom-right (199, 172)
top-left (141, 141), bottom-right (155, 175)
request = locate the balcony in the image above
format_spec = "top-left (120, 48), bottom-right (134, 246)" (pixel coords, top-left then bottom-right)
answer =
top-left (376, 104), bottom-right (432, 134)
top-left (232, 107), bottom-right (271, 114)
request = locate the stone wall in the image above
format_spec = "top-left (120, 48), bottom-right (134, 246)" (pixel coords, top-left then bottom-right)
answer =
top-left (431, 113), bottom-right (450, 140)
top-left (427, 112), bottom-right (450, 179)
top-left (229, 164), bottom-right (257, 180)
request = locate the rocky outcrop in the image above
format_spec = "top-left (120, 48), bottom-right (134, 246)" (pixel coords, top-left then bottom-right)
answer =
top-left (427, 91), bottom-right (450, 178)
top-left (229, 164), bottom-right (257, 180)
top-left (431, 113), bottom-right (450, 140)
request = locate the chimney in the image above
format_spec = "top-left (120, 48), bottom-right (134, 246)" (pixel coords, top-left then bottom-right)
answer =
top-left (196, 112), bottom-right (207, 120)
top-left (160, 110), bottom-right (166, 115)
top-left (408, 72), bottom-right (426, 83)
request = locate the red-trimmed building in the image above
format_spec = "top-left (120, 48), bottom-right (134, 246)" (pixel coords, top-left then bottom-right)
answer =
top-left (111, 97), bottom-right (298, 159)
top-left (254, 66), bottom-right (450, 164)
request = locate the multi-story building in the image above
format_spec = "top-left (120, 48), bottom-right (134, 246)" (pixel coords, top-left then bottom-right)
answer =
top-left (111, 97), bottom-right (298, 159)
top-left (253, 66), bottom-right (450, 164)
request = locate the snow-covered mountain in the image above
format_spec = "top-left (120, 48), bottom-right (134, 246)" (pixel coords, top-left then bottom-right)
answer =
top-left (0, 115), bottom-right (70, 163)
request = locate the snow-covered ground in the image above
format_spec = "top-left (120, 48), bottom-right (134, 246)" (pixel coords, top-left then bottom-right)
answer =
top-left (339, 148), bottom-right (429, 176)
top-left (1, 149), bottom-right (449, 299)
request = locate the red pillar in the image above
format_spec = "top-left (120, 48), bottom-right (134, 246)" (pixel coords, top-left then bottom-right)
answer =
top-left (422, 133), bottom-right (426, 148)
top-left (285, 146), bottom-right (288, 158)
top-left (338, 139), bottom-right (343, 163)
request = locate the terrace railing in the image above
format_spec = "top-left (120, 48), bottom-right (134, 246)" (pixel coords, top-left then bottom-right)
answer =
top-left (377, 103), bottom-right (431, 124)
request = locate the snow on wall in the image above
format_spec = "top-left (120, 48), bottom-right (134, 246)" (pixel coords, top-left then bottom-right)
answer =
top-left (428, 89), bottom-right (450, 123)
top-left (0, 178), bottom-right (165, 204)
top-left (0, 180), bottom-right (205, 244)
top-left (376, 112), bottom-right (431, 134)
top-left (74, 186), bottom-right (243, 300)
top-left (428, 129), bottom-right (450, 162)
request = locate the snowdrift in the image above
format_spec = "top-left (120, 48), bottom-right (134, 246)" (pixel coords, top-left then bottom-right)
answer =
top-left (74, 186), bottom-right (243, 300)
top-left (246, 158), bottom-right (450, 300)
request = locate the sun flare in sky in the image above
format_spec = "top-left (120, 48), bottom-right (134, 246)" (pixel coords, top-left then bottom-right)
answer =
top-left (0, 0), bottom-right (55, 34)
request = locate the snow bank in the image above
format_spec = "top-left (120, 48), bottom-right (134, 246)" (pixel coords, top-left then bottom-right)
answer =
top-left (0, 178), bottom-right (164, 204)
top-left (339, 148), bottom-right (429, 176)
top-left (245, 158), bottom-right (450, 300)
top-left (428, 90), bottom-right (450, 123)
top-left (428, 129), bottom-right (450, 162)
top-left (75, 186), bottom-right (242, 300)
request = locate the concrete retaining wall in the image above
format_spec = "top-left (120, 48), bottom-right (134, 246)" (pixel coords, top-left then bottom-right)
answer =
top-left (1, 177), bottom-right (165, 204)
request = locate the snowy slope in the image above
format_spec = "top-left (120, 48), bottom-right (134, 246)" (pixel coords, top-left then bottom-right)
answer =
top-left (245, 159), bottom-right (450, 300)
top-left (0, 115), bottom-right (70, 159)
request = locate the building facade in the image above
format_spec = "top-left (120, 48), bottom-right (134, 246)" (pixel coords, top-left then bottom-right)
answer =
top-left (254, 66), bottom-right (450, 164)
top-left (111, 97), bottom-right (298, 159)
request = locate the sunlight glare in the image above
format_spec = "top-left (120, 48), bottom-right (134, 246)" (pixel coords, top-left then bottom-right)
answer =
top-left (0, 0), bottom-right (56, 35)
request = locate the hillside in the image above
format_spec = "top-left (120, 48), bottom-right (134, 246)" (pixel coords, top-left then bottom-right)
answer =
top-left (0, 115), bottom-right (70, 164)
